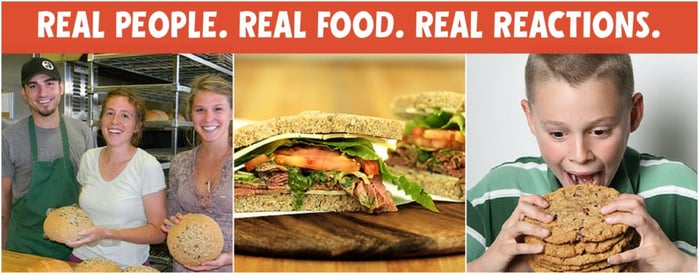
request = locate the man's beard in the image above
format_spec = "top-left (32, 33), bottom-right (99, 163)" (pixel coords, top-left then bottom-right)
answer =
top-left (36, 106), bottom-right (57, 117)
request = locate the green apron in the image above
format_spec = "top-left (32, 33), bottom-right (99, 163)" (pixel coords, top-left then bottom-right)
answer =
top-left (5, 116), bottom-right (79, 260)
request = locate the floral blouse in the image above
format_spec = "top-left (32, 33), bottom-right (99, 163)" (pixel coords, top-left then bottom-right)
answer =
top-left (167, 146), bottom-right (232, 272)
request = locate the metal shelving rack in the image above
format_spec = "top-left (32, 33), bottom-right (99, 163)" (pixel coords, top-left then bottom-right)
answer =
top-left (87, 53), bottom-right (234, 165)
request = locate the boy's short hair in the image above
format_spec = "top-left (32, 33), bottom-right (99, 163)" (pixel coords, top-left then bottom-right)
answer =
top-left (525, 54), bottom-right (634, 106)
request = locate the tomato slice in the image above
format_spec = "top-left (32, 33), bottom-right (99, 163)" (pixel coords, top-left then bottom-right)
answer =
top-left (273, 146), bottom-right (360, 172)
top-left (406, 127), bottom-right (464, 149)
top-left (244, 154), bottom-right (270, 171)
top-left (359, 159), bottom-right (380, 176)
top-left (410, 126), bottom-right (425, 138)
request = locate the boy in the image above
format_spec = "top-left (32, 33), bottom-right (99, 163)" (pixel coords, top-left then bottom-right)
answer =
top-left (467, 54), bottom-right (697, 272)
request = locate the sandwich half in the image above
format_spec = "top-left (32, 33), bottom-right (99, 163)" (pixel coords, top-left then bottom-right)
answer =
top-left (386, 91), bottom-right (465, 201)
top-left (234, 111), bottom-right (437, 213)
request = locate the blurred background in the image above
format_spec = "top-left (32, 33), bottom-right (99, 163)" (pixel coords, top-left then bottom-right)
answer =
top-left (234, 54), bottom-right (464, 121)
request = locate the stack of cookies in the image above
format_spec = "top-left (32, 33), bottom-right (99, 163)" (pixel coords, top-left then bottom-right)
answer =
top-left (524, 184), bottom-right (637, 272)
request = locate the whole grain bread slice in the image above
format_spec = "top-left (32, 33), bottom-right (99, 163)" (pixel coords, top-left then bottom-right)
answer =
top-left (235, 193), bottom-right (365, 213)
top-left (388, 166), bottom-right (464, 201)
top-left (234, 111), bottom-right (405, 149)
top-left (390, 91), bottom-right (464, 119)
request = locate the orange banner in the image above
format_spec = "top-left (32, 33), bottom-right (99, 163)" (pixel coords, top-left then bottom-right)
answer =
top-left (2, 1), bottom-right (696, 53)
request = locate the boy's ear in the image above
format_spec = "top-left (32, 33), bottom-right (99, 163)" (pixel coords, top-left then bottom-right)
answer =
top-left (521, 99), bottom-right (536, 134)
top-left (629, 92), bottom-right (644, 132)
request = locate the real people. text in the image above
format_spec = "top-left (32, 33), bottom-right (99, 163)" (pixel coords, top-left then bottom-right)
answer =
top-left (37, 10), bottom-right (225, 39)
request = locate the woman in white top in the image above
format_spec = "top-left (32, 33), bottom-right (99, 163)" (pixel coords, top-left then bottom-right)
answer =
top-left (66, 88), bottom-right (167, 268)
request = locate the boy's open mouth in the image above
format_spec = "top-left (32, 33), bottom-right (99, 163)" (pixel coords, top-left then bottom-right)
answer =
top-left (567, 171), bottom-right (601, 185)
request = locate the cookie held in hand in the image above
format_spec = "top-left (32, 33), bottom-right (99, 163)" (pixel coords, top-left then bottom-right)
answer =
top-left (524, 184), bottom-right (635, 272)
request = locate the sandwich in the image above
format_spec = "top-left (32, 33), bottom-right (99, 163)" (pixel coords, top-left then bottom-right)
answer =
top-left (234, 111), bottom-right (437, 213)
top-left (385, 91), bottom-right (465, 200)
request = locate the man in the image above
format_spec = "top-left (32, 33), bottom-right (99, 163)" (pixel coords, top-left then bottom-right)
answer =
top-left (2, 57), bottom-right (95, 260)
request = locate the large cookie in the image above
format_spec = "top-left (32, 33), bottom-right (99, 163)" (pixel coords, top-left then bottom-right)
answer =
top-left (525, 184), bottom-right (628, 244)
top-left (531, 238), bottom-right (625, 266)
top-left (530, 259), bottom-right (631, 273)
top-left (526, 229), bottom-right (634, 258)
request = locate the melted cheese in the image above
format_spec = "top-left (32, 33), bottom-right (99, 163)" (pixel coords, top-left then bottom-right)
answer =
top-left (234, 133), bottom-right (395, 160)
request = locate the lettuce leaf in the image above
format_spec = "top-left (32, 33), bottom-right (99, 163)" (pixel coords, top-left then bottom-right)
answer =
top-left (404, 110), bottom-right (465, 134)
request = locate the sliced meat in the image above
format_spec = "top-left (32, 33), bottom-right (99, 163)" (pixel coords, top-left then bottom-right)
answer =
top-left (387, 142), bottom-right (465, 180)
top-left (341, 175), bottom-right (398, 213)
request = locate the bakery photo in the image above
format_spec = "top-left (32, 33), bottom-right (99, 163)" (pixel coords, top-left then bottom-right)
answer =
top-left (1, 54), bottom-right (233, 272)
top-left (233, 54), bottom-right (465, 271)
top-left (466, 54), bottom-right (697, 272)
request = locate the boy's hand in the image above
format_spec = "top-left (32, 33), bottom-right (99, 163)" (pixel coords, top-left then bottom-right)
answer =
top-left (602, 193), bottom-right (697, 272)
top-left (469, 195), bottom-right (554, 272)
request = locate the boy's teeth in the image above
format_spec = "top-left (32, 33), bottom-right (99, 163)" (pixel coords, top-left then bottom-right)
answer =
top-left (570, 173), bottom-right (597, 184)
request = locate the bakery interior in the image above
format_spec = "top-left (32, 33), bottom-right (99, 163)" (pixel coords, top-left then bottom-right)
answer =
top-left (1, 53), bottom-right (233, 272)
top-left (2, 53), bottom-right (465, 271)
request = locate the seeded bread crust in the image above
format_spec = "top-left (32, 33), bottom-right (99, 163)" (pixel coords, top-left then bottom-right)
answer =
top-left (43, 206), bottom-right (94, 244)
top-left (234, 111), bottom-right (404, 149)
top-left (73, 258), bottom-right (122, 272)
top-left (390, 91), bottom-right (465, 119)
top-left (388, 166), bottom-right (464, 201)
top-left (123, 265), bottom-right (160, 272)
top-left (167, 213), bottom-right (224, 266)
top-left (235, 193), bottom-right (365, 213)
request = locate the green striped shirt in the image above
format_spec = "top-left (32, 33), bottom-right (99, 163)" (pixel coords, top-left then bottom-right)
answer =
top-left (467, 147), bottom-right (697, 262)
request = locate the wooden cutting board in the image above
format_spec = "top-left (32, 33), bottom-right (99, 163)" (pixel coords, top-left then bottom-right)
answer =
top-left (235, 202), bottom-right (464, 259)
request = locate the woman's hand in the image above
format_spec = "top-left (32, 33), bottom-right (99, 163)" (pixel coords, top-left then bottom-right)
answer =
top-left (183, 252), bottom-right (233, 272)
top-left (468, 195), bottom-right (553, 272)
top-left (160, 213), bottom-right (184, 233)
top-left (65, 226), bottom-right (120, 248)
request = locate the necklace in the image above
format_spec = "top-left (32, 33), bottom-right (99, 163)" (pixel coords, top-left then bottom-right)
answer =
top-left (199, 149), bottom-right (230, 193)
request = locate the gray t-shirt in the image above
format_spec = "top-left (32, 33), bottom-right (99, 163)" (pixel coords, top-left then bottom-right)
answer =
top-left (2, 115), bottom-right (96, 203)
